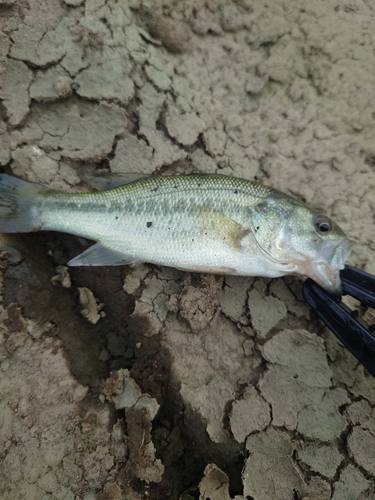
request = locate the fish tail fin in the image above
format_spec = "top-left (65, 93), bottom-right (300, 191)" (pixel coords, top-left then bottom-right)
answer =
top-left (0, 174), bottom-right (45, 233)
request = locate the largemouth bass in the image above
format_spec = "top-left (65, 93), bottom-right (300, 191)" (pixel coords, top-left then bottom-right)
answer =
top-left (0, 173), bottom-right (354, 293)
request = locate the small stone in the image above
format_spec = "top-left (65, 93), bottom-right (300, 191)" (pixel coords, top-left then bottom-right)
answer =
top-left (199, 464), bottom-right (231, 500)
top-left (149, 16), bottom-right (191, 53)
top-left (78, 287), bottom-right (105, 324)
top-left (72, 385), bottom-right (88, 402)
top-left (242, 339), bottom-right (254, 357)
top-left (50, 266), bottom-right (71, 288)
top-left (104, 369), bottom-right (159, 421)
top-left (30, 66), bottom-right (73, 102)
top-left (98, 348), bottom-right (110, 362)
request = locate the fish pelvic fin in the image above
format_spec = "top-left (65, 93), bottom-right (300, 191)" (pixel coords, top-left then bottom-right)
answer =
top-left (0, 174), bottom-right (46, 233)
top-left (68, 243), bottom-right (143, 266)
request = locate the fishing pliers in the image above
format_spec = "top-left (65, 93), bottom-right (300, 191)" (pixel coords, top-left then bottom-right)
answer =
top-left (303, 266), bottom-right (375, 377)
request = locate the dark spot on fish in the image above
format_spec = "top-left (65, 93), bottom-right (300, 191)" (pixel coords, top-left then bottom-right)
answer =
top-left (173, 185), bottom-right (178, 189)
top-left (151, 187), bottom-right (158, 192)
top-left (146, 221), bottom-right (152, 228)
top-left (192, 238), bottom-right (194, 242)
top-left (115, 216), bottom-right (119, 220)
top-left (234, 190), bottom-right (238, 194)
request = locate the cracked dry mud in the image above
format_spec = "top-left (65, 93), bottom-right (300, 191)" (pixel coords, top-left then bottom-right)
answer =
top-left (1, 0), bottom-right (375, 499)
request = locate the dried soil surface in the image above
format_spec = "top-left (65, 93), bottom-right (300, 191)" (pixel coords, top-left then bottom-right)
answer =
top-left (1, 1), bottom-right (375, 499)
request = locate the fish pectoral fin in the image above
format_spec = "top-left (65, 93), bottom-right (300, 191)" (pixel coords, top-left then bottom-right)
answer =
top-left (195, 206), bottom-right (249, 249)
top-left (82, 172), bottom-right (151, 191)
top-left (68, 243), bottom-right (142, 266)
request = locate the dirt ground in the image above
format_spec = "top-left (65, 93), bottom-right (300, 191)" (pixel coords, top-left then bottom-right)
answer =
top-left (1, 0), bottom-right (375, 499)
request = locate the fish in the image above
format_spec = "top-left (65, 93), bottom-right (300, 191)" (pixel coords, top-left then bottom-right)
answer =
top-left (0, 172), bottom-right (354, 293)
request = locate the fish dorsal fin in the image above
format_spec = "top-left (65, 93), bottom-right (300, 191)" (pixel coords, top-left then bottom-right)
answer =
top-left (82, 172), bottom-right (150, 191)
top-left (68, 243), bottom-right (143, 266)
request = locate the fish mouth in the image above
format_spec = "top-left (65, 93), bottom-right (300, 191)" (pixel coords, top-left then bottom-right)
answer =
top-left (309, 237), bottom-right (355, 294)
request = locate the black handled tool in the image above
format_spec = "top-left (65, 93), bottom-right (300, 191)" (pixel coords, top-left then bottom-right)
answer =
top-left (303, 265), bottom-right (375, 377)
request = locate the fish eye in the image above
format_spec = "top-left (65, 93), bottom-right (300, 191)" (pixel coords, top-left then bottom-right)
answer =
top-left (314, 215), bottom-right (332, 234)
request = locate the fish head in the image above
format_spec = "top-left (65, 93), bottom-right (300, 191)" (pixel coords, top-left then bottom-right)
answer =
top-left (250, 195), bottom-right (354, 293)
top-left (283, 206), bottom-right (354, 293)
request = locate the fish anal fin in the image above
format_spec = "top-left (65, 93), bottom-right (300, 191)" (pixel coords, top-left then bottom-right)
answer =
top-left (68, 243), bottom-right (142, 266)
top-left (82, 172), bottom-right (150, 191)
